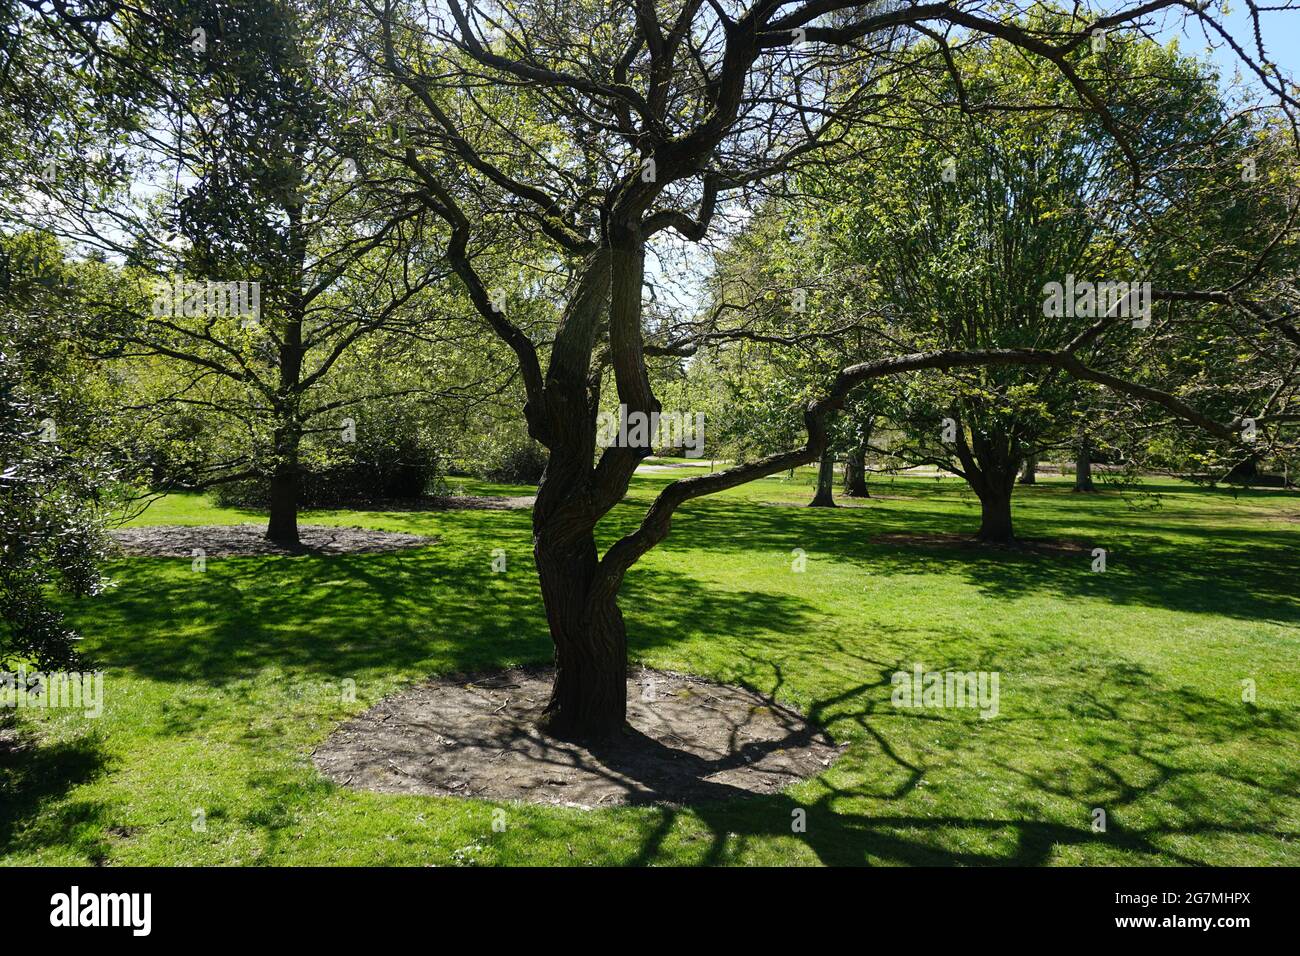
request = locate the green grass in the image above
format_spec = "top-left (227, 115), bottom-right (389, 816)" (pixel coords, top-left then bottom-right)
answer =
top-left (3, 470), bottom-right (1298, 866)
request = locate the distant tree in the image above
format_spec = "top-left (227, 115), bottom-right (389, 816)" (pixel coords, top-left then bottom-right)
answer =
top-left (789, 28), bottom-right (1294, 539)
top-left (4, 0), bottom-right (461, 544)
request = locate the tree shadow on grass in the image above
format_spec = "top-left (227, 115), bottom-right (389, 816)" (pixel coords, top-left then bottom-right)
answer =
top-left (0, 722), bottom-right (112, 863)
top-left (82, 482), bottom-right (1300, 693)
top-left (607, 492), bottom-right (1300, 627)
top-left (66, 550), bottom-right (823, 694)
top-left (69, 548), bottom-right (546, 686)
top-left (44, 488), bottom-right (1300, 865)
top-left (617, 650), bottom-right (1300, 866)
top-left (862, 533), bottom-right (1300, 625)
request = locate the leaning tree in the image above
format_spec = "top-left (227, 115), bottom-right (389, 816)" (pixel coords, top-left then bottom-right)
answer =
top-left (354, 0), bottom-right (1293, 739)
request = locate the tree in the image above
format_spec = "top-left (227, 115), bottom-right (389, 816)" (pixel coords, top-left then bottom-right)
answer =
top-left (788, 25), bottom-right (1282, 539)
top-left (4, 0), bottom-right (460, 545)
top-left (17, 1), bottom-right (1283, 737)
top-left (348, 0), bottom-right (1297, 738)
top-left (696, 202), bottom-right (888, 507)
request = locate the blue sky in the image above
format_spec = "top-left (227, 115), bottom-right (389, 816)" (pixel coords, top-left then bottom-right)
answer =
top-left (1142, 2), bottom-right (1299, 89)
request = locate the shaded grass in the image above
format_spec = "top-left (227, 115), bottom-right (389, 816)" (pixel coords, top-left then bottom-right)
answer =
top-left (2, 470), bottom-right (1298, 866)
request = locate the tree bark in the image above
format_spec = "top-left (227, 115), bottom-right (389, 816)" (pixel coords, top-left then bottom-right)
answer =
top-left (1226, 456), bottom-right (1259, 481)
top-left (267, 186), bottom-right (308, 546)
top-left (265, 426), bottom-right (301, 545)
top-left (809, 446), bottom-right (837, 506)
top-left (525, 248), bottom-right (633, 741)
top-left (949, 418), bottom-right (1018, 542)
top-left (844, 418), bottom-right (872, 497)
top-left (1018, 454), bottom-right (1037, 485)
top-left (976, 484), bottom-right (1015, 542)
top-left (843, 444), bottom-right (869, 497)
top-left (533, 526), bottom-right (627, 741)
top-left (1074, 441), bottom-right (1097, 492)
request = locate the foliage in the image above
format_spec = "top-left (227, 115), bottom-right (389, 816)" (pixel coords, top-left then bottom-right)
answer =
top-left (467, 426), bottom-right (549, 485)
top-left (0, 232), bottom-right (115, 669)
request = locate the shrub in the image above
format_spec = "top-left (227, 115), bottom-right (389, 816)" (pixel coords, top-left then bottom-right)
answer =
top-left (213, 437), bottom-right (441, 508)
top-left (480, 439), bottom-right (548, 485)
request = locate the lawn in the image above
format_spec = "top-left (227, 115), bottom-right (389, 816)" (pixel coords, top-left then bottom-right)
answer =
top-left (2, 470), bottom-right (1298, 866)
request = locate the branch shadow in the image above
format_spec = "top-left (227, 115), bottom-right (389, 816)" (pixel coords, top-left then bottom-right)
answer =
top-left (0, 722), bottom-right (112, 863)
top-left (616, 648), bottom-right (1300, 866)
top-left (606, 479), bottom-right (1300, 627)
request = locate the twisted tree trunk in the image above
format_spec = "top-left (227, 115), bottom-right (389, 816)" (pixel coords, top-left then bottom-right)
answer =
top-left (529, 249), bottom-right (636, 740)
top-left (534, 524), bottom-right (627, 739)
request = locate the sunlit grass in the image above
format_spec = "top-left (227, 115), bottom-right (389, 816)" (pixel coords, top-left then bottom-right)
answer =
top-left (3, 469), bottom-right (1297, 865)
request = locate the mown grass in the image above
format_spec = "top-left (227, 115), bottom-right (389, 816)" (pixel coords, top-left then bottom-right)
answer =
top-left (2, 469), bottom-right (1298, 866)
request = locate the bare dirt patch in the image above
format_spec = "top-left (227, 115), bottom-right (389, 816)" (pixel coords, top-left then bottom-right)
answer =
top-left (110, 523), bottom-right (437, 557)
top-left (871, 531), bottom-right (1091, 555)
top-left (312, 667), bottom-right (843, 807)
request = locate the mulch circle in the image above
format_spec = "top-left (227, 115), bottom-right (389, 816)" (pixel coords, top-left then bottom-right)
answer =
top-left (312, 667), bottom-right (844, 808)
top-left (110, 523), bottom-right (438, 557)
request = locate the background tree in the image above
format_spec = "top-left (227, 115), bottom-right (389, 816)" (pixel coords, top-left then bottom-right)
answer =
top-left (698, 201), bottom-right (891, 506)
top-left (785, 25), bottom-right (1295, 538)
top-left (4, 0), bottom-right (465, 544)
